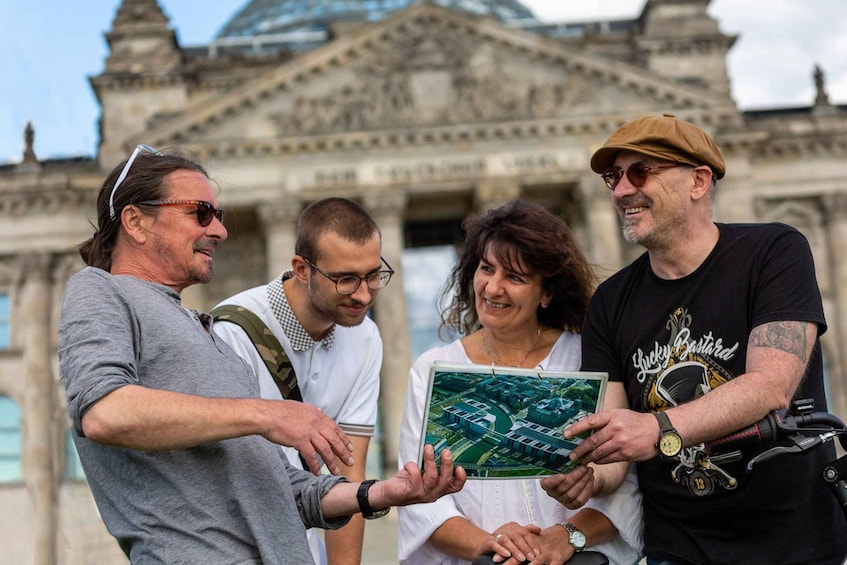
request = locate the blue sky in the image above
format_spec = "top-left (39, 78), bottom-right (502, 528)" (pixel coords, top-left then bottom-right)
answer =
top-left (1, 0), bottom-right (846, 164)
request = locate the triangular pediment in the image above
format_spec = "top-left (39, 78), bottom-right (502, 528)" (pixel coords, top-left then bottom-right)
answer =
top-left (141, 2), bottom-right (736, 150)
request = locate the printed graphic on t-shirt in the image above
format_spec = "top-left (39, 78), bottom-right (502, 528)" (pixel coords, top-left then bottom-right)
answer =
top-left (633, 307), bottom-right (744, 497)
top-left (630, 307), bottom-right (738, 411)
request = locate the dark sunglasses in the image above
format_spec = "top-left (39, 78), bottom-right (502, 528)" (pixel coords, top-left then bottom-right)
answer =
top-left (601, 162), bottom-right (681, 191)
top-left (137, 199), bottom-right (226, 227)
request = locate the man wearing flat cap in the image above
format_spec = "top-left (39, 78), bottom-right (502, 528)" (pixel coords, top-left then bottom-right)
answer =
top-left (541, 114), bottom-right (847, 564)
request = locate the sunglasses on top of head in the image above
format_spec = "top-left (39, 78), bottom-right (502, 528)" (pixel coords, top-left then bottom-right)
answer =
top-left (600, 162), bottom-right (683, 191)
top-left (137, 200), bottom-right (226, 227)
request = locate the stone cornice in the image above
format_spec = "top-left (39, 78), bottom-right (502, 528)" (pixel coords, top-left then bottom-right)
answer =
top-left (139, 2), bottom-right (727, 149)
top-left (186, 106), bottom-right (740, 160)
top-left (719, 128), bottom-right (847, 159)
top-left (0, 172), bottom-right (95, 217)
top-left (636, 34), bottom-right (736, 55)
top-left (0, 189), bottom-right (92, 217)
top-left (90, 72), bottom-right (187, 93)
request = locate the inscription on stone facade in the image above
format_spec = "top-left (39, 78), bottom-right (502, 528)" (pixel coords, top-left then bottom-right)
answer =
top-left (315, 168), bottom-right (358, 186)
top-left (374, 159), bottom-right (485, 184)
top-left (501, 153), bottom-right (561, 172)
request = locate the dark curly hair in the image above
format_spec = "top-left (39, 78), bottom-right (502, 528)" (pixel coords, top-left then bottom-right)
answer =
top-left (439, 198), bottom-right (595, 337)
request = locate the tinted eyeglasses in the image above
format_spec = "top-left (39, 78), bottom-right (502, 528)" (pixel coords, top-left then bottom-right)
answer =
top-left (108, 144), bottom-right (163, 220)
top-left (601, 162), bottom-right (682, 191)
top-left (137, 200), bottom-right (226, 227)
top-left (302, 256), bottom-right (394, 295)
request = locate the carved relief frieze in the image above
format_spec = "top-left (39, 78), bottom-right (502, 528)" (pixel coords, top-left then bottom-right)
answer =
top-left (270, 22), bottom-right (593, 136)
top-left (754, 197), bottom-right (824, 238)
top-left (0, 188), bottom-right (91, 217)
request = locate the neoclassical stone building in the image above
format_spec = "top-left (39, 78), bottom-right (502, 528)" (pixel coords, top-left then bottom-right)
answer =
top-left (1, 0), bottom-right (846, 562)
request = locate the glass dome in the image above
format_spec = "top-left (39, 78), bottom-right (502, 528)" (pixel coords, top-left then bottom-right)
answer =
top-left (216, 0), bottom-right (538, 40)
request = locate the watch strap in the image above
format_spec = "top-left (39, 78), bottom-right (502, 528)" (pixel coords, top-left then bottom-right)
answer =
top-left (562, 522), bottom-right (586, 552)
top-left (654, 411), bottom-right (673, 439)
top-left (356, 479), bottom-right (389, 519)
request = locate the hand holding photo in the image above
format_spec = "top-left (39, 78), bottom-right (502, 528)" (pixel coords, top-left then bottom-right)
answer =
top-left (417, 361), bottom-right (607, 478)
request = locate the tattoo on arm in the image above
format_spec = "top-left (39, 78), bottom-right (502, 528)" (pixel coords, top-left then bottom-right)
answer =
top-left (749, 321), bottom-right (808, 362)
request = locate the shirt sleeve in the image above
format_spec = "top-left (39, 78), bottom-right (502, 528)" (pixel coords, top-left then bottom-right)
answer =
top-left (285, 454), bottom-right (351, 530)
top-left (335, 322), bottom-right (382, 436)
top-left (750, 225), bottom-right (826, 333)
top-left (580, 286), bottom-right (624, 382)
top-left (59, 269), bottom-right (140, 435)
top-left (582, 462), bottom-right (644, 559)
top-left (397, 346), bottom-right (463, 563)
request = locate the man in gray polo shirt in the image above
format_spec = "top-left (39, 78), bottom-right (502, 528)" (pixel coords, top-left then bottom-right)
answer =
top-left (59, 146), bottom-right (465, 564)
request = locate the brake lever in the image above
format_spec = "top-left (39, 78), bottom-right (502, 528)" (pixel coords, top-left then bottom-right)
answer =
top-left (746, 434), bottom-right (823, 472)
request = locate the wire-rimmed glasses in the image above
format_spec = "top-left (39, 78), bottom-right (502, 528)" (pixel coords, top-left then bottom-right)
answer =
top-left (108, 144), bottom-right (163, 220)
top-left (302, 256), bottom-right (394, 295)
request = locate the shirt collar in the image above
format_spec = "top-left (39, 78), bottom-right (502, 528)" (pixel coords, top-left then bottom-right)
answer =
top-left (267, 271), bottom-right (335, 351)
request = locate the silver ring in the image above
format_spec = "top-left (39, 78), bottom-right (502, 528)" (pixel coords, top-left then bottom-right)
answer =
top-left (495, 534), bottom-right (503, 543)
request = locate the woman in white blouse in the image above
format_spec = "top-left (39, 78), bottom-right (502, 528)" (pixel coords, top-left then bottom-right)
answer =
top-left (398, 199), bottom-right (643, 565)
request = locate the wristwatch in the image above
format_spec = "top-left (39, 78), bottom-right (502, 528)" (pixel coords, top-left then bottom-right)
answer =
top-left (561, 522), bottom-right (586, 553)
top-left (654, 411), bottom-right (683, 460)
top-left (356, 479), bottom-right (390, 519)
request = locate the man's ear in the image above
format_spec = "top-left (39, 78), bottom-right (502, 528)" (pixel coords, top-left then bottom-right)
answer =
top-left (291, 255), bottom-right (310, 283)
top-left (690, 166), bottom-right (714, 201)
top-left (120, 205), bottom-right (147, 243)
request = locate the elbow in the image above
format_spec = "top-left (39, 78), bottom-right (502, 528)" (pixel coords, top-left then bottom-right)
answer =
top-left (80, 403), bottom-right (125, 445)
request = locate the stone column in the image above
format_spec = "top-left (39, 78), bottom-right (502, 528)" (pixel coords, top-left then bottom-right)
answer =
top-left (823, 194), bottom-right (847, 422)
top-left (17, 253), bottom-right (57, 565)
top-left (578, 177), bottom-right (622, 280)
top-left (474, 179), bottom-right (521, 213)
top-left (259, 200), bottom-right (302, 280)
top-left (363, 189), bottom-right (410, 474)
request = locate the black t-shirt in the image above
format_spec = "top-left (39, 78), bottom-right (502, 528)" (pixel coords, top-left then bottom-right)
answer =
top-left (582, 223), bottom-right (847, 564)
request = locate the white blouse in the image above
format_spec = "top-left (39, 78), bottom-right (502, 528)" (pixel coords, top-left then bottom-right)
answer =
top-left (397, 333), bottom-right (643, 565)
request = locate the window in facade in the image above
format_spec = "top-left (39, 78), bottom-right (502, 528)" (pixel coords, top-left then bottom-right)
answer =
top-left (0, 396), bottom-right (22, 483)
top-left (65, 430), bottom-right (86, 481)
top-left (403, 217), bottom-right (464, 360)
top-left (0, 293), bottom-right (9, 350)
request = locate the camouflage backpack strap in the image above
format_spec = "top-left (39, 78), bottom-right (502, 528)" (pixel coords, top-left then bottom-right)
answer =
top-left (210, 304), bottom-right (302, 402)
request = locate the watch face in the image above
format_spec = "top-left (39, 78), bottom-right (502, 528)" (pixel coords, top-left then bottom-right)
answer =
top-left (571, 530), bottom-right (587, 548)
top-left (659, 432), bottom-right (683, 456)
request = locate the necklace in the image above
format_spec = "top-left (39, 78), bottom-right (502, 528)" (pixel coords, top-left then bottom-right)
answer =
top-left (481, 326), bottom-right (542, 368)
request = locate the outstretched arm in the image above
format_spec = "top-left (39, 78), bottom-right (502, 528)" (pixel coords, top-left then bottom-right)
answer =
top-left (81, 384), bottom-right (354, 474)
top-left (325, 436), bottom-right (370, 565)
top-left (568, 321), bottom-right (818, 466)
top-left (319, 445), bottom-right (466, 519)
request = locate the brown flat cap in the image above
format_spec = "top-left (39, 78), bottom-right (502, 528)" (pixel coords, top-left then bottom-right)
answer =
top-left (590, 113), bottom-right (726, 179)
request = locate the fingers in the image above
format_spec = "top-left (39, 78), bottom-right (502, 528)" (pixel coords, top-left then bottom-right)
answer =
top-left (564, 411), bottom-right (609, 439)
top-left (539, 465), bottom-right (595, 509)
top-left (316, 425), bottom-right (354, 474)
top-left (266, 401), bottom-right (354, 474)
top-left (490, 530), bottom-right (541, 564)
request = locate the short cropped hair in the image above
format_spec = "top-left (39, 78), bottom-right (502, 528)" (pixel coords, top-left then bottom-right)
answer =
top-left (295, 197), bottom-right (381, 261)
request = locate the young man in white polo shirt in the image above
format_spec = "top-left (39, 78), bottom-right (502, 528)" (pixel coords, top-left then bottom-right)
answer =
top-left (213, 197), bottom-right (393, 565)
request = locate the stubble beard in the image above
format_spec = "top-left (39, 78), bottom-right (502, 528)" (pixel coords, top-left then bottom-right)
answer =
top-left (309, 285), bottom-right (370, 328)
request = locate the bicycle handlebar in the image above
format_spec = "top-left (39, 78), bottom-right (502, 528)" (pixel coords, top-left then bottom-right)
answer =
top-left (706, 407), bottom-right (847, 458)
top-left (704, 400), bottom-right (847, 514)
